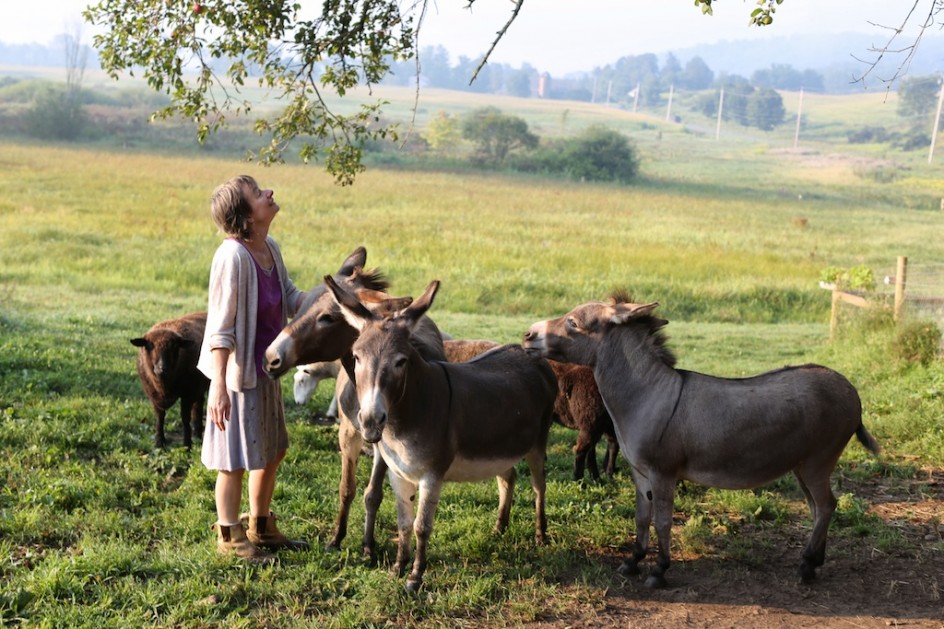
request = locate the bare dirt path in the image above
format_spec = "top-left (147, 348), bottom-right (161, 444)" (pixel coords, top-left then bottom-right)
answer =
top-left (530, 469), bottom-right (944, 628)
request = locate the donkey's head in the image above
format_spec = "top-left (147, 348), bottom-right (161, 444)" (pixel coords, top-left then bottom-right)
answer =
top-left (523, 294), bottom-right (664, 367)
top-left (327, 275), bottom-right (440, 444)
top-left (264, 246), bottom-right (400, 378)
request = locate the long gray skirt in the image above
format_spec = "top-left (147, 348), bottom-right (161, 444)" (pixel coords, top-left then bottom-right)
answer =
top-left (201, 376), bottom-right (289, 472)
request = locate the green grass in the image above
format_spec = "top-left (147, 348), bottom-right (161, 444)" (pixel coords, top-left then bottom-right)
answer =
top-left (1, 87), bottom-right (943, 626)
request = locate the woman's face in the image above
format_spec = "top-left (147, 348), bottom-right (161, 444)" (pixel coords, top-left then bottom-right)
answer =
top-left (242, 180), bottom-right (280, 233)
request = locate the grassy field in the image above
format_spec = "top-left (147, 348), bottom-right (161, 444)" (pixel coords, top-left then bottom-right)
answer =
top-left (1, 85), bottom-right (943, 625)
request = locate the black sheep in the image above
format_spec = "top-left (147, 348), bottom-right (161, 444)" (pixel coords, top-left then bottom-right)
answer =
top-left (130, 311), bottom-right (209, 448)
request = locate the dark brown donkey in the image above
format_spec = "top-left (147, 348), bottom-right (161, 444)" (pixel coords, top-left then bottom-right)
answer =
top-left (327, 277), bottom-right (558, 593)
top-left (446, 339), bottom-right (619, 481)
top-left (264, 249), bottom-right (444, 562)
top-left (523, 295), bottom-right (880, 588)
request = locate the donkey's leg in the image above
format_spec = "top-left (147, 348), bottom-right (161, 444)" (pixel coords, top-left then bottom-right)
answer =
top-left (645, 475), bottom-right (677, 588)
top-left (327, 414), bottom-right (362, 551)
top-left (524, 447), bottom-right (548, 545)
top-left (793, 470), bottom-right (815, 515)
top-left (795, 468), bottom-right (838, 583)
top-left (388, 472), bottom-right (417, 580)
top-left (494, 467), bottom-right (517, 535)
top-left (407, 479), bottom-right (443, 593)
top-left (618, 471), bottom-right (652, 577)
top-left (361, 448), bottom-right (388, 564)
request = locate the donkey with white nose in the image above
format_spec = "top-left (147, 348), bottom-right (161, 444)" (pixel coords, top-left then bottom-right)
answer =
top-left (327, 276), bottom-right (558, 593)
top-left (523, 294), bottom-right (879, 588)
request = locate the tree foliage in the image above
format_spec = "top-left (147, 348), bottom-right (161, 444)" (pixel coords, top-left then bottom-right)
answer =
top-left (897, 75), bottom-right (942, 128)
top-left (424, 110), bottom-right (461, 154)
top-left (554, 125), bottom-right (640, 183)
top-left (85, 0), bottom-right (417, 185)
top-left (461, 106), bottom-right (537, 164)
top-left (746, 87), bottom-right (786, 131)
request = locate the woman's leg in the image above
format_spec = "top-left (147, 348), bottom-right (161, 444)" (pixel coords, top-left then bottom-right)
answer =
top-left (248, 449), bottom-right (286, 516)
top-left (216, 469), bottom-right (245, 524)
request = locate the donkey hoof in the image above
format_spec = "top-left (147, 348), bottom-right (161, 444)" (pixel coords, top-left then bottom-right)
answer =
top-left (324, 542), bottom-right (340, 554)
top-left (405, 577), bottom-right (423, 593)
top-left (617, 560), bottom-right (640, 577)
top-left (644, 574), bottom-right (667, 589)
top-left (799, 563), bottom-right (817, 584)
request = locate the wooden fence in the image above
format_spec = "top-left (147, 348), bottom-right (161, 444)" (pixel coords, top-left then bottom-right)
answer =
top-left (825, 256), bottom-right (910, 340)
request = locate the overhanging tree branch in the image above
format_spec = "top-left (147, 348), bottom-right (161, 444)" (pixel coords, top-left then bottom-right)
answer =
top-left (851, 0), bottom-right (942, 93)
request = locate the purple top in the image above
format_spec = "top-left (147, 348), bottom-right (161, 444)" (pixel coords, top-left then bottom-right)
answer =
top-left (237, 240), bottom-right (284, 378)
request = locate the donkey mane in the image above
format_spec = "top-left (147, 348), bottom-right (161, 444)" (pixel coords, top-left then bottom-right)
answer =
top-left (608, 291), bottom-right (677, 369)
top-left (637, 316), bottom-right (677, 369)
top-left (353, 267), bottom-right (390, 292)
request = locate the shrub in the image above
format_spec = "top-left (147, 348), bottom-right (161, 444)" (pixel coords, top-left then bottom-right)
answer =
top-left (519, 125), bottom-right (640, 184)
top-left (461, 106), bottom-right (538, 164)
top-left (847, 126), bottom-right (889, 144)
top-left (892, 320), bottom-right (942, 366)
top-left (820, 265), bottom-right (876, 291)
top-left (852, 163), bottom-right (901, 183)
top-left (24, 86), bottom-right (86, 141)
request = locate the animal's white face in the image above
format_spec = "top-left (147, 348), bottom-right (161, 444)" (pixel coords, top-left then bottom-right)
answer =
top-left (523, 300), bottom-right (660, 367)
top-left (293, 362), bottom-right (339, 405)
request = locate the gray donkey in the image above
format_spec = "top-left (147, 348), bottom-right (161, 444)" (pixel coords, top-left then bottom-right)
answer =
top-left (523, 294), bottom-right (879, 588)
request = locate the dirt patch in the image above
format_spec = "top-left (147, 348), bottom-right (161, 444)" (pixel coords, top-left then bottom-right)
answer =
top-left (530, 470), bottom-right (944, 628)
top-left (769, 147), bottom-right (902, 172)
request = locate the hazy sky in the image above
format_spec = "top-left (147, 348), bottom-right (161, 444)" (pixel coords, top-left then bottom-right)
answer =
top-left (0, 0), bottom-right (930, 75)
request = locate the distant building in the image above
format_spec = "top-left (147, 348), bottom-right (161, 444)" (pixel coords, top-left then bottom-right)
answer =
top-left (538, 72), bottom-right (551, 98)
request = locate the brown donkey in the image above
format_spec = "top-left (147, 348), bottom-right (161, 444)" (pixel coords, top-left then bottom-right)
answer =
top-left (327, 277), bottom-right (558, 592)
top-left (263, 248), bottom-right (444, 562)
top-left (523, 295), bottom-right (879, 588)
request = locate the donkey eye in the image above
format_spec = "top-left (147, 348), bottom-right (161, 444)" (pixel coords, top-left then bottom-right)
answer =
top-left (394, 356), bottom-right (408, 369)
top-left (317, 313), bottom-right (335, 324)
top-left (565, 317), bottom-right (578, 330)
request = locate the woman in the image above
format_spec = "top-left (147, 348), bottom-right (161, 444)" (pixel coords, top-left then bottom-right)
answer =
top-left (198, 175), bottom-right (308, 562)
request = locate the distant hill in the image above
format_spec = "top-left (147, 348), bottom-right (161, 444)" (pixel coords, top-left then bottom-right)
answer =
top-left (2, 31), bottom-right (940, 94)
top-left (667, 32), bottom-right (944, 91)
top-left (0, 41), bottom-right (99, 69)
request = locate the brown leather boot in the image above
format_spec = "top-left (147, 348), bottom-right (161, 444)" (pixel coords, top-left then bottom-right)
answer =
top-left (212, 522), bottom-right (275, 564)
top-left (241, 511), bottom-right (310, 551)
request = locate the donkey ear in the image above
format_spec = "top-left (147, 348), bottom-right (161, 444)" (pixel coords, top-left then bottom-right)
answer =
top-left (356, 288), bottom-right (414, 313)
top-left (325, 274), bottom-right (373, 332)
top-left (403, 280), bottom-right (440, 324)
top-left (337, 246), bottom-right (367, 278)
top-left (610, 301), bottom-right (659, 324)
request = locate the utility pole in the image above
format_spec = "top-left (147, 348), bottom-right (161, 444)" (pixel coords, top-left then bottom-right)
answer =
top-left (793, 88), bottom-right (804, 149)
top-left (715, 88), bottom-right (724, 140)
top-left (929, 79), bottom-right (944, 164)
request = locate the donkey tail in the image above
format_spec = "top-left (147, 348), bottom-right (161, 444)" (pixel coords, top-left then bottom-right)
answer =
top-left (856, 424), bottom-right (880, 455)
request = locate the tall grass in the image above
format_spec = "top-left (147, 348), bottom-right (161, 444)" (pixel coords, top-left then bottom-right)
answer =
top-left (1, 123), bottom-right (942, 625)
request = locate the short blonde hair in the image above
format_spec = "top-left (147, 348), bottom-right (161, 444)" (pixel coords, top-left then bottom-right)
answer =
top-left (210, 175), bottom-right (256, 239)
